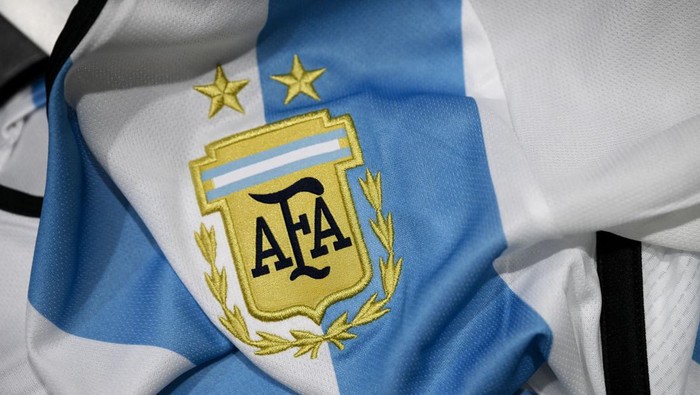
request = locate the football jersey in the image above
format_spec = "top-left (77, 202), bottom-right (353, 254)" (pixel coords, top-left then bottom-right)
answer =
top-left (22, 0), bottom-right (700, 394)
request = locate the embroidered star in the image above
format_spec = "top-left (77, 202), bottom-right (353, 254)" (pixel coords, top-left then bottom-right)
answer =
top-left (271, 54), bottom-right (326, 105)
top-left (194, 65), bottom-right (249, 118)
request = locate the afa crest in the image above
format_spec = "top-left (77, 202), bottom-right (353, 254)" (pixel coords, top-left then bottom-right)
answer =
top-left (191, 111), bottom-right (371, 323)
top-left (190, 60), bottom-right (402, 359)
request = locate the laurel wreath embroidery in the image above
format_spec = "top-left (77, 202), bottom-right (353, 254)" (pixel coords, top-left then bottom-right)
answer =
top-left (195, 169), bottom-right (402, 359)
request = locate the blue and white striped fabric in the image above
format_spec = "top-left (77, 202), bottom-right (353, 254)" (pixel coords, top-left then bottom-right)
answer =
top-left (203, 128), bottom-right (350, 201)
top-left (29, 0), bottom-right (700, 394)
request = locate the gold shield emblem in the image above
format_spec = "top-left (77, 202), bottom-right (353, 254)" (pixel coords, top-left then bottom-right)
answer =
top-left (190, 110), bottom-right (371, 323)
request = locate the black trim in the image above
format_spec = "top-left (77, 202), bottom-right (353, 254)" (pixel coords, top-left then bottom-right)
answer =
top-left (597, 231), bottom-right (650, 395)
top-left (0, 184), bottom-right (42, 217)
top-left (45, 0), bottom-right (108, 99)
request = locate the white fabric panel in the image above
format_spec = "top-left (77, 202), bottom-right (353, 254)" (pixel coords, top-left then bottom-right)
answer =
top-left (64, 1), bottom-right (340, 393)
top-left (0, 359), bottom-right (45, 395)
top-left (0, 211), bottom-right (44, 394)
top-left (495, 235), bottom-right (605, 395)
top-left (611, 206), bottom-right (700, 254)
top-left (642, 244), bottom-right (700, 395)
top-left (0, 85), bottom-right (33, 169)
top-left (0, 0), bottom-right (77, 54)
top-left (462, 4), bottom-right (603, 393)
top-left (461, 0), bottom-right (556, 248)
top-left (687, 362), bottom-right (700, 395)
top-left (26, 305), bottom-right (193, 394)
top-left (0, 109), bottom-right (48, 197)
top-left (469, 0), bottom-right (700, 251)
top-left (0, 86), bottom-right (48, 197)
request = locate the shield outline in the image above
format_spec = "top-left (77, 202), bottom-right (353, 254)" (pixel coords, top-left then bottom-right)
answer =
top-left (190, 110), bottom-right (372, 324)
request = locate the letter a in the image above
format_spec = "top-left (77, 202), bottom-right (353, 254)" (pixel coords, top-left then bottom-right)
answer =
top-left (252, 216), bottom-right (293, 278)
top-left (310, 197), bottom-right (353, 258)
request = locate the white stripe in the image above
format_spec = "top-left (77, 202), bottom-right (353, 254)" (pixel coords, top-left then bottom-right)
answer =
top-left (0, 84), bottom-right (38, 172)
top-left (0, 0), bottom-right (76, 54)
top-left (687, 362), bottom-right (700, 395)
top-left (26, 305), bottom-right (193, 394)
top-left (462, 2), bottom-right (603, 394)
top-left (0, 211), bottom-right (44, 394)
top-left (461, 0), bottom-right (555, 248)
top-left (212, 139), bottom-right (341, 187)
top-left (468, 0), bottom-right (700, 249)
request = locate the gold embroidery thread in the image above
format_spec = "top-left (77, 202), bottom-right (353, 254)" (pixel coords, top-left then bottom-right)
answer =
top-left (194, 64), bottom-right (249, 117)
top-left (190, 111), bottom-right (372, 323)
top-left (271, 54), bottom-right (326, 105)
top-left (195, 169), bottom-right (402, 359)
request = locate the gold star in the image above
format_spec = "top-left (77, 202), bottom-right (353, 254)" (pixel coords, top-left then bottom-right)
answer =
top-left (194, 65), bottom-right (249, 118)
top-left (271, 54), bottom-right (326, 105)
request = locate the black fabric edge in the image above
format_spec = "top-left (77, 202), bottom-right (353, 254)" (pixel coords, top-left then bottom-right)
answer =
top-left (596, 231), bottom-right (650, 395)
top-left (45, 0), bottom-right (108, 101)
top-left (0, 184), bottom-right (43, 217)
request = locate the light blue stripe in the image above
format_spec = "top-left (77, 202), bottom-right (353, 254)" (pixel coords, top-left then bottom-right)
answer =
top-left (162, 351), bottom-right (292, 394)
top-left (206, 147), bottom-right (351, 200)
top-left (31, 77), bottom-right (46, 108)
top-left (202, 128), bottom-right (346, 181)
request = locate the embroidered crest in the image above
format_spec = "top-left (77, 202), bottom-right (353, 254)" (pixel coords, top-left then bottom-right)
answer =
top-left (190, 60), bottom-right (402, 358)
top-left (191, 110), bottom-right (374, 323)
